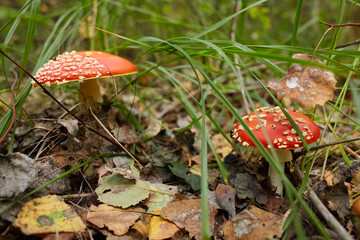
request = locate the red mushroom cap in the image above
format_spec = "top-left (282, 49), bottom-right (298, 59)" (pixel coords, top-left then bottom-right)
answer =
top-left (34, 51), bottom-right (137, 86)
top-left (230, 106), bottom-right (320, 149)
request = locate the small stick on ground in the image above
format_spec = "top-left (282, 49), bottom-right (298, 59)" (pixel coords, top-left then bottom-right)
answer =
top-left (294, 164), bottom-right (354, 240)
top-left (308, 190), bottom-right (353, 240)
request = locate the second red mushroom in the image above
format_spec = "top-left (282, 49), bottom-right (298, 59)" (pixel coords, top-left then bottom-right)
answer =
top-left (230, 106), bottom-right (320, 196)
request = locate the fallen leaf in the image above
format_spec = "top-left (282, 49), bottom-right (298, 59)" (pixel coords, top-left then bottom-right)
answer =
top-left (86, 204), bottom-right (142, 236)
top-left (140, 117), bottom-right (162, 143)
top-left (102, 166), bottom-right (140, 180)
top-left (351, 170), bottom-right (360, 193)
top-left (57, 118), bottom-right (81, 152)
top-left (324, 170), bottom-right (336, 186)
top-left (30, 157), bottom-right (71, 195)
top-left (95, 172), bottom-right (151, 208)
top-left (323, 180), bottom-right (350, 222)
top-left (112, 125), bottom-right (139, 145)
top-left (212, 133), bottom-right (233, 158)
top-left (13, 195), bottom-right (86, 235)
top-left (145, 183), bottom-right (178, 213)
top-left (267, 53), bottom-right (337, 110)
top-left (232, 172), bottom-right (267, 205)
top-left (175, 129), bottom-right (195, 147)
top-left (160, 199), bottom-right (217, 240)
top-left (148, 209), bottom-right (180, 240)
top-left (221, 205), bottom-right (286, 240)
top-left (132, 220), bottom-right (149, 239)
top-left (216, 184), bottom-right (236, 218)
top-left (41, 232), bottom-right (76, 240)
top-left (0, 152), bottom-right (36, 198)
top-left (57, 118), bottom-right (79, 136)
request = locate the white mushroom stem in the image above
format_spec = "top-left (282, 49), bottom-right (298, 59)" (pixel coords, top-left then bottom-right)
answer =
top-left (268, 149), bottom-right (292, 196)
top-left (79, 79), bottom-right (102, 103)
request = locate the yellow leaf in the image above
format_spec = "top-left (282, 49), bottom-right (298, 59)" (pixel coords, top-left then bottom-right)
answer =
top-left (148, 209), bottom-right (179, 240)
top-left (13, 195), bottom-right (86, 235)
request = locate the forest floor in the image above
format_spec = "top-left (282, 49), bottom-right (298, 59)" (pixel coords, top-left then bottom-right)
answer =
top-left (1, 70), bottom-right (360, 240)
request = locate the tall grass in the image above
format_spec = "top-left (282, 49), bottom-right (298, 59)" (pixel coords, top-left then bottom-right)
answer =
top-left (1, 0), bottom-right (359, 239)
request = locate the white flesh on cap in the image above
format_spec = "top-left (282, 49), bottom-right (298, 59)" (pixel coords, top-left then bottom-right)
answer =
top-left (268, 149), bottom-right (292, 196)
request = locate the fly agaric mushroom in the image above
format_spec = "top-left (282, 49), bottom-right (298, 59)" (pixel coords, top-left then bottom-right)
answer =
top-left (34, 51), bottom-right (137, 102)
top-left (230, 106), bottom-right (320, 196)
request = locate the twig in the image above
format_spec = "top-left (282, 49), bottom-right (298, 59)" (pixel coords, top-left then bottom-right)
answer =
top-left (300, 137), bottom-right (360, 155)
top-left (294, 164), bottom-right (354, 240)
top-left (89, 107), bottom-right (143, 169)
top-left (332, 39), bottom-right (360, 50)
top-left (308, 190), bottom-right (353, 240)
top-left (320, 21), bottom-right (360, 28)
top-left (316, 21), bottom-right (360, 52)
top-left (61, 192), bottom-right (95, 199)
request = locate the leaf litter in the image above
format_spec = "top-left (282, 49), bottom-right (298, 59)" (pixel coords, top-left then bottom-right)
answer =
top-left (2, 51), bottom-right (359, 240)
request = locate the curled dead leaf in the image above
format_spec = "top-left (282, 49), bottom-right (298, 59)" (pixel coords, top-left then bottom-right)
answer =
top-left (268, 53), bottom-right (337, 110)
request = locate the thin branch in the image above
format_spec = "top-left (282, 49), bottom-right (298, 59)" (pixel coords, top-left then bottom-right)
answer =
top-left (308, 190), bottom-right (353, 240)
top-left (300, 137), bottom-right (360, 155)
top-left (89, 107), bottom-right (143, 168)
top-left (294, 164), bottom-right (354, 240)
top-left (320, 21), bottom-right (360, 28)
top-left (333, 39), bottom-right (360, 49)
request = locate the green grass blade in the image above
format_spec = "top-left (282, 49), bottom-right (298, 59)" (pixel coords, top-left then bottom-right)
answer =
top-left (194, 0), bottom-right (268, 39)
top-left (290, 0), bottom-right (303, 47)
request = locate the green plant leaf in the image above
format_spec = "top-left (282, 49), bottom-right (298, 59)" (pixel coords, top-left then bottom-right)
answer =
top-left (169, 162), bottom-right (201, 191)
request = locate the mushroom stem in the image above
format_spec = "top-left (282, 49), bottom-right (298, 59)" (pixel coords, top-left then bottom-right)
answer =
top-left (268, 149), bottom-right (292, 196)
top-left (79, 79), bottom-right (102, 103)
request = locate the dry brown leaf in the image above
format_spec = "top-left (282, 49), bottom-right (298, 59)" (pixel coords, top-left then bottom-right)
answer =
top-left (212, 133), bottom-right (233, 158)
top-left (132, 220), bottom-right (149, 239)
top-left (324, 170), bottom-right (336, 186)
top-left (323, 180), bottom-right (350, 222)
top-left (221, 205), bottom-right (286, 240)
top-left (351, 171), bottom-right (360, 193)
top-left (267, 53), bottom-right (336, 110)
top-left (86, 204), bottom-right (143, 236)
top-left (215, 184), bottom-right (236, 218)
top-left (160, 199), bottom-right (217, 240)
